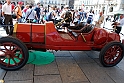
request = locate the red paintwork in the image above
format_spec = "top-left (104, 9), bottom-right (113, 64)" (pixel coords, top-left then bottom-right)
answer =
top-left (13, 22), bottom-right (120, 51)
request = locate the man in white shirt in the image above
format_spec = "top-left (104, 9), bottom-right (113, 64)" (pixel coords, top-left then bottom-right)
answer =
top-left (2, 0), bottom-right (13, 35)
top-left (118, 15), bottom-right (124, 26)
top-left (112, 14), bottom-right (124, 34)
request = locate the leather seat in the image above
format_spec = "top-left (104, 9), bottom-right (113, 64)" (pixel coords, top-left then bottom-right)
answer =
top-left (81, 25), bottom-right (93, 33)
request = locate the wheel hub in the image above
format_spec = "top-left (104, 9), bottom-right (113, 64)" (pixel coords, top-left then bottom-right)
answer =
top-left (5, 51), bottom-right (14, 58)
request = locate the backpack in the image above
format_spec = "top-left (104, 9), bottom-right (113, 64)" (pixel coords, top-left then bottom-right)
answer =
top-left (64, 11), bottom-right (72, 22)
top-left (46, 11), bottom-right (53, 21)
top-left (12, 6), bottom-right (22, 19)
top-left (12, 6), bottom-right (18, 19)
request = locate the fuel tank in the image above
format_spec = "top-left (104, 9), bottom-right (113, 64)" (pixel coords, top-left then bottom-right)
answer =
top-left (93, 28), bottom-right (108, 45)
top-left (93, 28), bottom-right (120, 45)
top-left (13, 23), bottom-right (45, 43)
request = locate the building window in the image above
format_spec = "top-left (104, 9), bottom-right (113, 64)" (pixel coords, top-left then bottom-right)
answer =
top-left (109, 7), bottom-right (113, 12)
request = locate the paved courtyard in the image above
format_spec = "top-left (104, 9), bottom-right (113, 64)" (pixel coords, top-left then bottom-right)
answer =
top-left (0, 50), bottom-right (124, 83)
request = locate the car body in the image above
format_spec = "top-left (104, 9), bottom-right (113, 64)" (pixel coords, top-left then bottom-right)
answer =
top-left (0, 22), bottom-right (124, 71)
top-left (13, 22), bottom-right (120, 51)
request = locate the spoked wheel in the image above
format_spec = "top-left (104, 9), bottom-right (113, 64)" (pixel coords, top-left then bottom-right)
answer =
top-left (99, 41), bottom-right (124, 67)
top-left (0, 37), bottom-right (29, 71)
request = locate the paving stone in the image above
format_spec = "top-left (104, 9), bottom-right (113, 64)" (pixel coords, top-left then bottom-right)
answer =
top-left (1, 50), bottom-right (124, 83)
top-left (103, 67), bottom-right (124, 83)
top-left (4, 80), bottom-right (33, 83)
top-left (68, 82), bottom-right (90, 83)
top-left (70, 51), bottom-right (95, 64)
top-left (4, 64), bottom-right (34, 81)
top-left (56, 57), bottom-right (89, 83)
top-left (93, 58), bottom-right (103, 67)
top-left (79, 63), bottom-right (115, 83)
top-left (84, 51), bottom-right (104, 67)
top-left (84, 51), bottom-right (99, 59)
top-left (34, 75), bottom-right (62, 83)
top-left (0, 68), bottom-right (6, 79)
top-left (34, 61), bottom-right (59, 75)
top-left (53, 51), bottom-right (71, 57)
top-left (117, 58), bottom-right (124, 71)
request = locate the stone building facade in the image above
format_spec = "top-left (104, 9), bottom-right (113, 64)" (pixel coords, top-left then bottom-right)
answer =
top-left (74, 0), bottom-right (121, 15)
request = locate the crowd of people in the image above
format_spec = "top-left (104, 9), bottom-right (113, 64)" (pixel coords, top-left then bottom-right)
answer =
top-left (0, 0), bottom-right (124, 35)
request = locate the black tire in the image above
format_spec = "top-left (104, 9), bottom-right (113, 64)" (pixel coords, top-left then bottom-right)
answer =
top-left (99, 41), bottom-right (124, 67)
top-left (0, 37), bottom-right (29, 71)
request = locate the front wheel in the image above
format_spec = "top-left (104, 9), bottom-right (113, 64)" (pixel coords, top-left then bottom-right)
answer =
top-left (0, 37), bottom-right (29, 71)
top-left (99, 41), bottom-right (124, 67)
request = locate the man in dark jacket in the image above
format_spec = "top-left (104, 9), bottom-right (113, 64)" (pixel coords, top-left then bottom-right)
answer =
top-left (34, 3), bottom-right (41, 23)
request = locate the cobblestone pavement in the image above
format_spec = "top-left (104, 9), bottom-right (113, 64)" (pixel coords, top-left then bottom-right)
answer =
top-left (0, 50), bottom-right (124, 83)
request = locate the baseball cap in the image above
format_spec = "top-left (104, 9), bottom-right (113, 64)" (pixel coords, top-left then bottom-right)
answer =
top-left (18, 1), bottom-right (23, 5)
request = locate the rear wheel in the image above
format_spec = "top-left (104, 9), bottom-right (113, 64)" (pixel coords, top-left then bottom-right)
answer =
top-left (0, 37), bottom-right (29, 71)
top-left (99, 41), bottom-right (124, 67)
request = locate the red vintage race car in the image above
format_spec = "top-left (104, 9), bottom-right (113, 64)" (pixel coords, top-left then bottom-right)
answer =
top-left (0, 22), bottom-right (124, 71)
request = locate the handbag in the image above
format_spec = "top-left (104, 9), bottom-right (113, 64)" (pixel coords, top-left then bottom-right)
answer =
top-left (12, 6), bottom-right (22, 19)
top-left (12, 13), bottom-right (17, 19)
